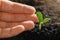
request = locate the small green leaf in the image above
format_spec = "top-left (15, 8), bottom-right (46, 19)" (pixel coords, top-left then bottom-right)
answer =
top-left (36, 11), bottom-right (43, 23)
top-left (43, 18), bottom-right (51, 24)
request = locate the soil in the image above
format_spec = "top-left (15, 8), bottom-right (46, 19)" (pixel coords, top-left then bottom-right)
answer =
top-left (0, 0), bottom-right (60, 40)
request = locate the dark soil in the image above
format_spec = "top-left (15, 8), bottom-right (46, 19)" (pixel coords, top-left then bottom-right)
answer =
top-left (0, 0), bottom-right (60, 40)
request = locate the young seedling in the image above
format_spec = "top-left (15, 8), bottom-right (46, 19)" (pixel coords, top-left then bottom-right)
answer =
top-left (36, 11), bottom-right (51, 30)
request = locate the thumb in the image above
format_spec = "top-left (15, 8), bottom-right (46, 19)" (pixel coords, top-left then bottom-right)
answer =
top-left (0, 25), bottom-right (25, 38)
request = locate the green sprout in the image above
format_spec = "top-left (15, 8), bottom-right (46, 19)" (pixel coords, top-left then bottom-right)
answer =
top-left (36, 11), bottom-right (51, 30)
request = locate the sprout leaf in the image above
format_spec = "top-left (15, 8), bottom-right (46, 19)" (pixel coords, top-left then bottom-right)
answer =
top-left (36, 11), bottom-right (43, 23)
top-left (43, 18), bottom-right (51, 23)
top-left (36, 11), bottom-right (51, 30)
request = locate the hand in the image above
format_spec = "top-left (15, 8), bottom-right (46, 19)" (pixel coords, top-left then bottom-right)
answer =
top-left (0, 0), bottom-right (38, 38)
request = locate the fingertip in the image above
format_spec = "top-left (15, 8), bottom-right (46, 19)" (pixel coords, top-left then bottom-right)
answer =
top-left (27, 14), bottom-right (39, 23)
top-left (23, 5), bottom-right (36, 14)
top-left (31, 14), bottom-right (39, 23)
top-left (0, 0), bottom-right (36, 14)
top-left (21, 21), bottom-right (35, 31)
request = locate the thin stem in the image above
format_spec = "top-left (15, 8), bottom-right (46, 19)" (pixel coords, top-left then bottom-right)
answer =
top-left (39, 23), bottom-right (42, 30)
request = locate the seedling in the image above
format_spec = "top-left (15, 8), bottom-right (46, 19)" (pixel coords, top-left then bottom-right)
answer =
top-left (36, 11), bottom-right (51, 30)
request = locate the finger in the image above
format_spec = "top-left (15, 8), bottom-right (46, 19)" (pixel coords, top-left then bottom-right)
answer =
top-left (0, 20), bottom-right (34, 38)
top-left (27, 14), bottom-right (39, 23)
top-left (0, 21), bottom-right (34, 38)
top-left (0, 0), bottom-right (36, 14)
top-left (0, 25), bottom-right (25, 38)
top-left (0, 21), bottom-right (6, 28)
top-left (0, 12), bottom-right (38, 23)
top-left (20, 21), bottom-right (35, 31)
top-left (6, 21), bottom-right (35, 31)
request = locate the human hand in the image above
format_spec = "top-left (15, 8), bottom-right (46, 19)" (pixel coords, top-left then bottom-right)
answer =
top-left (0, 0), bottom-right (38, 38)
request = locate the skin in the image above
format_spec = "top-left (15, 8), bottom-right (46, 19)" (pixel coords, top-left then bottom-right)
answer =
top-left (0, 0), bottom-right (38, 38)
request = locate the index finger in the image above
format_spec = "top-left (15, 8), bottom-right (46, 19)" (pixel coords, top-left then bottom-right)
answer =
top-left (0, 0), bottom-right (36, 14)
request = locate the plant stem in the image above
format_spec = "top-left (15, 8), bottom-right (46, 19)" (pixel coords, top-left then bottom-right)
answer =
top-left (39, 23), bottom-right (42, 30)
